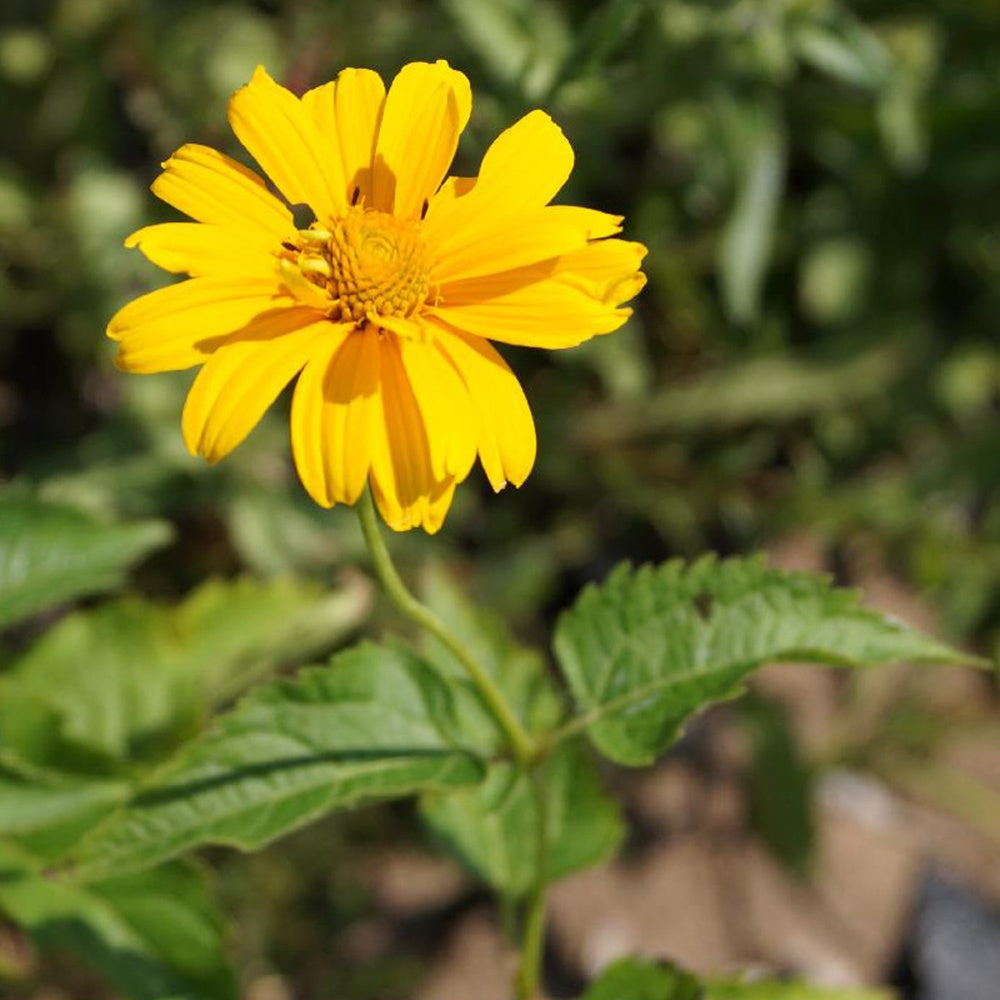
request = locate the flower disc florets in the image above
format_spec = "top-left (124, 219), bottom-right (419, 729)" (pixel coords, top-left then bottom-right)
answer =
top-left (293, 208), bottom-right (431, 323)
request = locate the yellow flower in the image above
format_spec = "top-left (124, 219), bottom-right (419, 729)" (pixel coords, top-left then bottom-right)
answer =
top-left (109, 61), bottom-right (646, 532)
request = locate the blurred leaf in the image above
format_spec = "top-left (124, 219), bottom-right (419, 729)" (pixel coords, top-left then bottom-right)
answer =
top-left (580, 957), bottom-right (701, 999)
top-left (0, 493), bottom-right (171, 629)
top-left (421, 561), bottom-right (563, 744)
top-left (789, 3), bottom-right (893, 90)
top-left (718, 106), bottom-right (786, 325)
top-left (442, 0), bottom-right (569, 98)
top-left (549, 0), bottom-right (646, 96)
top-left (0, 768), bottom-right (127, 835)
top-left (799, 237), bottom-right (871, 325)
top-left (2, 575), bottom-right (371, 761)
top-left (66, 642), bottom-right (486, 880)
top-left (421, 740), bottom-right (623, 898)
top-left (554, 556), bottom-right (974, 766)
top-left (0, 846), bottom-right (235, 1000)
top-left (742, 696), bottom-right (815, 877)
top-left (706, 977), bottom-right (894, 999)
top-left (576, 345), bottom-right (901, 442)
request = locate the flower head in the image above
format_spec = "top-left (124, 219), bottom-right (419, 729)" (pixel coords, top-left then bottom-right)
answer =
top-left (110, 61), bottom-right (646, 532)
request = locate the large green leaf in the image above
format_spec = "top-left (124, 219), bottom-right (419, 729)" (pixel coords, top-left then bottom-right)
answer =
top-left (66, 642), bottom-right (485, 880)
top-left (581, 958), bottom-right (701, 1000)
top-left (0, 494), bottom-right (171, 629)
top-left (0, 845), bottom-right (235, 1000)
top-left (554, 556), bottom-right (972, 766)
top-left (0, 768), bottom-right (127, 836)
top-left (2, 575), bottom-right (370, 761)
top-left (421, 740), bottom-right (623, 898)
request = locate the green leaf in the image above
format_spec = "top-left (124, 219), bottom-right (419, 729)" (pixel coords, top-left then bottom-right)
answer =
top-left (66, 642), bottom-right (486, 880)
top-left (706, 978), bottom-right (894, 999)
top-left (2, 575), bottom-right (370, 761)
top-left (421, 740), bottom-right (623, 898)
top-left (554, 556), bottom-right (972, 766)
top-left (789, 4), bottom-right (893, 91)
top-left (579, 961), bottom-right (896, 1000)
top-left (742, 696), bottom-right (814, 877)
top-left (581, 957), bottom-right (702, 1000)
top-left (550, 0), bottom-right (645, 95)
top-left (421, 562), bottom-right (563, 746)
top-left (0, 493), bottom-right (171, 629)
top-left (718, 106), bottom-right (786, 326)
top-left (0, 846), bottom-right (235, 1000)
top-left (0, 768), bottom-right (127, 835)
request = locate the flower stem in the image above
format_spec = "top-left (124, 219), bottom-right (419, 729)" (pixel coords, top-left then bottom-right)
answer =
top-left (355, 487), bottom-right (537, 765)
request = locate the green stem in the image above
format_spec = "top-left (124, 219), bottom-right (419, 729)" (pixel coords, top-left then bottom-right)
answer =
top-left (516, 765), bottom-right (550, 1000)
top-left (355, 487), bottom-right (537, 765)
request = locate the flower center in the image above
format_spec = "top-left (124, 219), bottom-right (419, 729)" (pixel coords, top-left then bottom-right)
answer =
top-left (287, 208), bottom-right (430, 323)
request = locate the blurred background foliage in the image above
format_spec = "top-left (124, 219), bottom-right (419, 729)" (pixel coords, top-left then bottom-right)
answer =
top-left (0, 0), bottom-right (998, 997)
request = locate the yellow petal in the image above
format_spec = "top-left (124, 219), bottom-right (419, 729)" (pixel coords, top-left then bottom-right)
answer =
top-left (181, 308), bottom-right (332, 462)
top-left (428, 204), bottom-right (622, 287)
top-left (421, 480), bottom-right (457, 534)
top-left (424, 109), bottom-right (572, 239)
top-left (228, 66), bottom-right (346, 223)
top-left (151, 144), bottom-right (292, 238)
top-left (397, 333), bottom-right (477, 482)
top-left (301, 68), bottom-right (386, 207)
top-left (427, 279), bottom-right (630, 349)
top-left (107, 276), bottom-right (290, 373)
top-left (553, 239), bottom-right (648, 304)
top-left (290, 326), bottom-right (380, 508)
top-left (438, 236), bottom-right (646, 307)
top-left (125, 223), bottom-right (277, 277)
top-left (433, 325), bottom-right (536, 491)
top-left (369, 334), bottom-right (455, 532)
top-left (370, 60), bottom-right (471, 219)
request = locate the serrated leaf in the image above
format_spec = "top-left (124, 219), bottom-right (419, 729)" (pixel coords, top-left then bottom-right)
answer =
top-left (421, 740), bottom-right (623, 898)
top-left (66, 642), bottom-right (486, 880)
top-left (0, 846), bottom-right (235, 1000)
top-left (581, 957), bottom-right (702, 999)
top-left (1, 575), bottom-right (370, 761)
top-left (554, 556), bottom-right (971, 766)
top-left (0, 493), bottom-right (171, 629)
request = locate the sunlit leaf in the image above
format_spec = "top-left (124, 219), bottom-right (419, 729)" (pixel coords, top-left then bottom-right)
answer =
top-left (1, 575), bottom-right (370, 760)
top-left (554, 556), bottom-right (974, 766)
top-left (421, 740), bottom-right (623, 898)
top-left (0, 493), bottom-right (171, 629)
top-left (580, 957), bottom-right (701, 1000)
top-left (0, 768), bottom-right (127, 836)
top-left (421, 562), bottom-right (563, 745)
top-left (706, 977), bottom-right (895, 999)
top-left (65, 642), bottom-right (486, 880)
